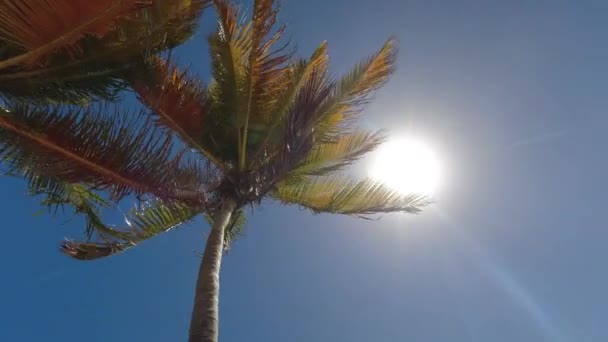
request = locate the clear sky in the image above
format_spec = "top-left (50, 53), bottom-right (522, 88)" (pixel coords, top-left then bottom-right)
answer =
top-left (1, 0), bottom-right (607, 341)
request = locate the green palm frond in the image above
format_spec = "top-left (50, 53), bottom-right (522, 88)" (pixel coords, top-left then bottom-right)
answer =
top-left (0, 103), bottom-right (209, 204)
top-left (314, 38), bottom-right (397, 138)
top-left (30, 182), bottom-right (115, 240)
top-left (0, 55), bottom-right (139, 104)
top-left (115, 0), bottom-right (208, 50)
top-left (1, 157), bottom-right (130, 243)
top-left (239, 0), bottom-right (291, 168)
top-left (269, 41), bottom-right (328, 124)
top-left (272, 175), bottom-right (429, 216)
top-left (291, 130), bottom-right (385, 176)
top-left (248, 41), bottom-right (329, 164)
top-left (61, 200), bottom-right (201, 260)
top-left (7, 170), bottom-right (136, 245)
top-left (205, 0), bottom-right (251, 164)
top-left (126, 200), bottom-right (201, 240)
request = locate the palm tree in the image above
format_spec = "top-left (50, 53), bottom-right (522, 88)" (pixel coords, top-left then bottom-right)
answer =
top-left (0, 0), bottom-right (429, 341)
top-left (0, 0), bottom-right (207, 103)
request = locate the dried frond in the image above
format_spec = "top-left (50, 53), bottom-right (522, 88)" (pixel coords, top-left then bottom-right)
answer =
top-left (61, 241), bottom-right (133, 261)
top-left (272, 175), bottom-right (429, 216)
top-left (0, 0), bottom-right (149, 67)
top-left (0, 103), bottom-right (208, 203)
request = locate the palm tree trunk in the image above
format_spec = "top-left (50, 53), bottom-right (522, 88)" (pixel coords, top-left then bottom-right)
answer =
top-left (188, 198), bottom-right (237, 342)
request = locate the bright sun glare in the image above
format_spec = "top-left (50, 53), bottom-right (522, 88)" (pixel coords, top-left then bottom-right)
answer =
top-left (369, 138), bottom-right (441, 196)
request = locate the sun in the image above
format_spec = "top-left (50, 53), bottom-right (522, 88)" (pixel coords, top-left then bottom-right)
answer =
top-left (369, 138), bottom-right (441, 196)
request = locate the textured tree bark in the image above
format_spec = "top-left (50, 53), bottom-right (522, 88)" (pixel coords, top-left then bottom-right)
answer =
top-left (188, 198), bottom-right (237, 342)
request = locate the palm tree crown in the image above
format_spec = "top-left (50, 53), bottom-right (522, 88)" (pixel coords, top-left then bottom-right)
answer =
top-left (1, 0), bottom-right (427, 259)
top-left (0, 0), bottom-right (429, 340)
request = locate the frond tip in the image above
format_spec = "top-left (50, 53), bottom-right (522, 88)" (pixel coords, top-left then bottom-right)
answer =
top-left (272, 175), bottom-right (430, 216)
top-left (314, 38), bottom-right (397, 136)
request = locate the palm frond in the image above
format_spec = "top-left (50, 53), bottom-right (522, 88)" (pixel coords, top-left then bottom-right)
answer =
top-left (61, 200), bottom-right (201, 260)
top-left (29, 182), bottom-right (116, 240)
top-left (0, 103), bottom-right (209, 204)
top-left (0, 0), bottom-right (149, 69)
top-left (239, 0), bottom-right (291, 168)
top-left (246, 65), bottom-right (333, 199)
top-left (134, 57), bottom-right (221, 163)
top-left (206, 0), bottom-right (251, 164)
top-left (249, 41), bottom-right (329, 163)
top-left (120, 0), bottom-right (208, 49)
top-left (291, 130), bottom-right (385, 176)
top-left (272, 175), bottom-right (429, 216)
top-left (273, 67), bottom-right (333, 172)
top-left (0, 58), bottom-right (136, 103)
top-left (314, 39), bottom-right (397, 137)
top-left (0, 0), bottom-right (207, 103)
top-left (270, 42), bottom-right (328, 123)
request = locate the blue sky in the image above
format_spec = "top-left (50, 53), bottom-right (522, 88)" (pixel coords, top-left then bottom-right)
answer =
top-left (1, 0), bottom-right (608, 341)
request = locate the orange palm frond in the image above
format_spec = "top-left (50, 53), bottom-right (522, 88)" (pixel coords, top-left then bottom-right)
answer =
top-left (0, 103), bottom-right (209, 204)
top-left (0, 0), bottom-right (208, 103)
top-left (134, 58), bottom-right (220, 164)
top-left (205, 0), bottom-right (251, 164)
top-left (0, 0), bottom-right (150, 68)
